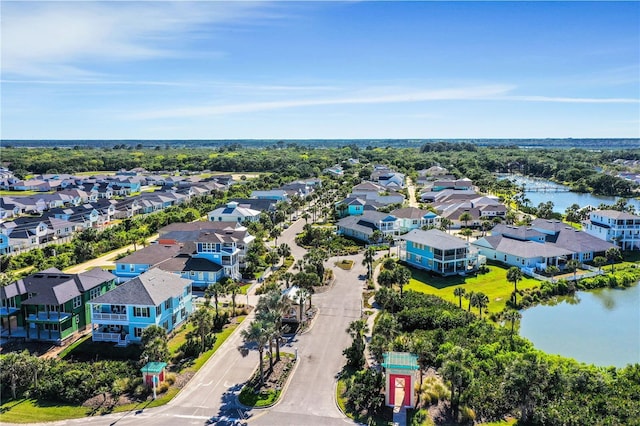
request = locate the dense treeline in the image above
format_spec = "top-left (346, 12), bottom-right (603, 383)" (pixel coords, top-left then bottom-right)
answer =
top-left (371, 290), bottom-right (640, 424)
top-left (2, 144), bottom-right (637, 197)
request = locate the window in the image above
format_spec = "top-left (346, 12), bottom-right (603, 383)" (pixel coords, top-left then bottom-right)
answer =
top-left (120, 265), bottom-right (125, 270)
top-left (44, 323), bottom-right (59, 331)
top-left (47, 305), bottom-right (60, 312)
top-left (134, 327), bottom-right (143, 338)
top-left (415, 255), bottom-right (422, 263)
top-left (163, 320), bottom-right (169, 330)
top-left (129, 265), bottom-right (134, 272)
top-left (165, 299), bottom-right (171, 310)
top-left (89, 287), bottom-right (101, 300)
top-left (156, 305), bottom-right (161, 316)
top-left (133, 307), bottom-right (150, 318)
top-left (73, 296), bottom-right (82, 309)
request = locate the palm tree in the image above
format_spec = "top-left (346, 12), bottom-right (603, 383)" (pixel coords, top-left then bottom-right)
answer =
top-left (459, 211), bottom-right (473, 229)
top-left (256, 290), bottom-right (291, 362)
top-left (465, 291), bottom-right (475, 312)
top-left (369, 229), bottom-right (383, 245)
top-left (394, 265), bottom-right (412, 297)
top-left (205, 280), bottom-right (229, 317)
top-left (346, 319), bottom-right (369, 356)
top-left (191, 307), bottom-right (214, 354)
top-left (459, 228), bottom-right (473, 241)
top-left (241, 320), bottom-right (270, 387)
top-left (507, 266), bottom-right (523, 306)
top-left (440, 217), bottom-right (453, 234)
top-left (384, 233), bottom-right (395, 256)
top-left (475, 292), bottom-right (489, 318)
top-left (278, 243), bottom-right (291, 264)
top-left (453, 287), bottom-right (466, 309)
top-left (362, 247), bottom-right (375, 280)
top-left (270, 227), bottom-right (282, 246)
top-left (504, 309), bottom-right (522, 340)
top-left (566, 259), bottom-right (580, 281)
top-left (224, 277), bottom-right (240, 315)
top-left (606, 247), bottom-right (622, 272)
top-left (545, 265), bottom-right (559, 283)
top-left (593, 256), bottom-right (607, 273)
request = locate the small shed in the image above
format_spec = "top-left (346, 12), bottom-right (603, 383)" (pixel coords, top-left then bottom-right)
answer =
top-left (140, 362), bottom-right (167, 387)
top-left (382, 351), bottom-right (419, 408)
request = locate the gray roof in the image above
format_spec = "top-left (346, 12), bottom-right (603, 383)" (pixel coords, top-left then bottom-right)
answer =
top-left (12, 268), bottom-right (115, 306)
top-left (592, 210), bottom-right (640, 220)
top-left (492, 224), bottom-right (546, 240)
top-left (552, 228), bottom-right (616, 254)
top-left (90, 268), bottom-right (191, 306)
top-left (474, 235), bottom-right (573, 259)
top-left (390, 207), bottom-right (431, 219)
top-left (402, 229), bottom-right (468, 250)
top-left (116, 244), bottom-right (182, 265)
top-left (159, 221), bottom-right (243, 243)
top-left (155, 255), bottom-right (223, 273)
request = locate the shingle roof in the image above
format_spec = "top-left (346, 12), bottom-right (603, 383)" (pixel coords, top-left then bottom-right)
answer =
top-left (592, 210), bottom-right (640, 220)
top-left (116, 244), bottom-right (182, 265)
top-left (155, 256), bottom-right (223, 273)
top-left (474, 235), bottom-right (573, 258)
top-left (90, 269), bottom-right (191, 306)
top-left (390, 207), bottom-right (431, 219)
top-left (492, 224), bottom-right (546, 240)
top-left (402, 229), bottom-right (468, 250)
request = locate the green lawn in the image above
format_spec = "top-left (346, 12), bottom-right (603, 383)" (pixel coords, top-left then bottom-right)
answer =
top-left (0, 399), bottom-right (91, 424)
top-left (0, 190), bottom-right (54, 196)
top-left (405, 265), bottom-right (540, 314)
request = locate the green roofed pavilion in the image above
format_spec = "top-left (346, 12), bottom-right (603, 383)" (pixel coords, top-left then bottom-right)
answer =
top-left (140, 362), bottom-right (167, 374)
top-left (382, 351), bottom-right (419, 371)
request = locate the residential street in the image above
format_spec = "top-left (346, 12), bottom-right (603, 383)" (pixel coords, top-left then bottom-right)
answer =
top-left (15, 217), bottom-right (363, 426)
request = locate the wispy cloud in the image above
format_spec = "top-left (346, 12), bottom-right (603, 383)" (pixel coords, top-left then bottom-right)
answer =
top-left (498, 95), bottom-right (638, 104)
top-left (0, 2), bottom-right (276, 78)
top-left (129, 85), bottom-right (515, 119)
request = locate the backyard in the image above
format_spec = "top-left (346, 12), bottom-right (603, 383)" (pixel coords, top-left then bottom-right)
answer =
top-left (405, 264), bottom-right (541, 314)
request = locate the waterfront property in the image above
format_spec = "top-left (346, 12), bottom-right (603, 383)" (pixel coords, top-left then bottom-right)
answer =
top-left (473, 222), bottom-right (617, 273)
top-left (89, 268), bottom-right (193, 346)
top-left (400, 229), bottom-right (476, 276)
top-left (0, 268), bottom-right (116, 344)
top-left (583, 210), bottom-right (640, 251)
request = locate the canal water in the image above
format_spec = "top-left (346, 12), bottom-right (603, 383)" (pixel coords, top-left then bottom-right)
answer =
top-left (498, 175), bottom-right (640, 213)
top-left (519, 284), bottom-right (640, 368)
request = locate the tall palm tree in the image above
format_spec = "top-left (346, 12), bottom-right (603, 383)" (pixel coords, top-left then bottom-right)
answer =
top-left (270, 227), bottom-right (282, 246)
top-left (346, 319), bottom-right (369, 356)
top-left (606, 247), bottom-right (622, 272)
top-left (504, 309), bottom-right (522, 340)
top-left (453, 287), bottom-right (466, 309)
top-left (241, 320), bottom-right (270, 387)
top-left (459, 228), bottom-right (473, 241)
top-left (394, 265), bottom-right (412, 297)
top-left (369, 230), bottom-right (383, 245)
top-left (459, 211), bottom-right (473, 229)
top-left (440, 218), bottom-right (453, 234)
top-left (475, 292), bottom-right (489, 318)
top-left (507, 266), bottom-right (523, 306)
top-left (256, 290), bottom-right (291, 361)
top-left (362, 247), bottom-right (376, 280)
top-left (278, 243), bottom-right (291, 263)
top-left (205, 280), bottom-right (229, 318)
top-left (191, 307), bottom-right (214, 354)
top-left (465, 291), bottom-right (475, 312)
top-left (566, 259), bottom-right (581, 281)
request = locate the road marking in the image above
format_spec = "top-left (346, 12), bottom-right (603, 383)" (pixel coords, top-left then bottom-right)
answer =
top-left (172, 414), bottom-right (211, 420)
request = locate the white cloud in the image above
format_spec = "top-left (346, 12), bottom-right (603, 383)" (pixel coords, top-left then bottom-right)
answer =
top-left (129, 84), bottom-right (515, 119)
top-left (0, 1), bottom-right (275, 78)
top-left (500, 95), bottom-right (638, 104)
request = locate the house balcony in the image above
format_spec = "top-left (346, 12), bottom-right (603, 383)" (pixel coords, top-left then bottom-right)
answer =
top-left (27, 311), bottom-right (71, 323)
top-left (92, 312), bottom-right (128, 322)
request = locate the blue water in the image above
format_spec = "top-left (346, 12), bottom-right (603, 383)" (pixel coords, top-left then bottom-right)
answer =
top-left (500, 175), bottom-right (640, 213)
top-left (519, 285), bottom-right (640, 368)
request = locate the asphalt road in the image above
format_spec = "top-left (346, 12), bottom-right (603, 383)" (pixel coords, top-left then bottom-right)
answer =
top-left (12, 217), bottom-right (364, 426)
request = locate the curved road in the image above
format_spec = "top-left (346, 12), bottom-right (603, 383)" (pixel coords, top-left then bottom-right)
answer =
top-left (17, 218), bottom-right (364, 426)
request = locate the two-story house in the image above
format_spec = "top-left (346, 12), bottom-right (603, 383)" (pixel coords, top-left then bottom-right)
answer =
top-left (400, 229), bottom-right (476, 276)
top-left (113, 244), bottom-right (183, 282)
top-left (390, 207), bottom-right (442, 233)
top-left (208, 201), bottom-right (261, 223)
top-left (89, 268), bottom-right (193, 346)
top-left (583, 210), bottom-right (640, 251)
top-left (336, 211), bottom-right (401, 242)
top-left (0, 268), bottom-right (116, 344)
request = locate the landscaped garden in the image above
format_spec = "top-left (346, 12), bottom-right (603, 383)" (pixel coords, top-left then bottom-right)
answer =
top-left (238, 352), bottom-right (296, 408)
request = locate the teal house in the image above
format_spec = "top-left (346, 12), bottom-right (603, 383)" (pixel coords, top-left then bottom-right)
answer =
top-left (89, 268), bottom-right (193, 346)
top-left (400, 229), bottom-right (475, 276)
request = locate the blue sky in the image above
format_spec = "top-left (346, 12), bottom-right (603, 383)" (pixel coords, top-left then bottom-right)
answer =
top-left (1, 1), bottom-right (638, 140)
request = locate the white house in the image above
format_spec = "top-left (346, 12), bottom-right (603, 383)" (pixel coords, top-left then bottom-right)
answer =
top-left (582, 210), bottom-right (640, 251)
top-left (208, 201), bottom-right (261, 223)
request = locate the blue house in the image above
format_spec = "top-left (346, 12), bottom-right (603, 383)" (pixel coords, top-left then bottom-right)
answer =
top-left (0, 233), bottom-right (10, 255)
top-left (401, 229), bottom-right (475, 276)
top-left (114, 244), bottom-right (183, 282)
top-left (335, 197), bottom-right (367, 217)
top-left (250, 190), bottom-right (289, 202)
top-left (89, 268), bottom-right (193, 346)
top-left (336, 211), bottom-right (400, 242)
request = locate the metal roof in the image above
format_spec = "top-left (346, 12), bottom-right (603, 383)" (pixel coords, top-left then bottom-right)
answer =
top-left (382, 352), bottom-right (419, 370)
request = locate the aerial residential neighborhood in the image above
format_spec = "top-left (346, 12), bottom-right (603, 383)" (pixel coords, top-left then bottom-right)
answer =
top-left (1, 1), bottom-right (639, 425)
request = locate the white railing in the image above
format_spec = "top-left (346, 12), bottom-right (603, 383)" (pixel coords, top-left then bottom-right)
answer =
top-left (93, 332), bottom-right (121, 342)
top-left (92, 312), bottom-right (127, 321)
